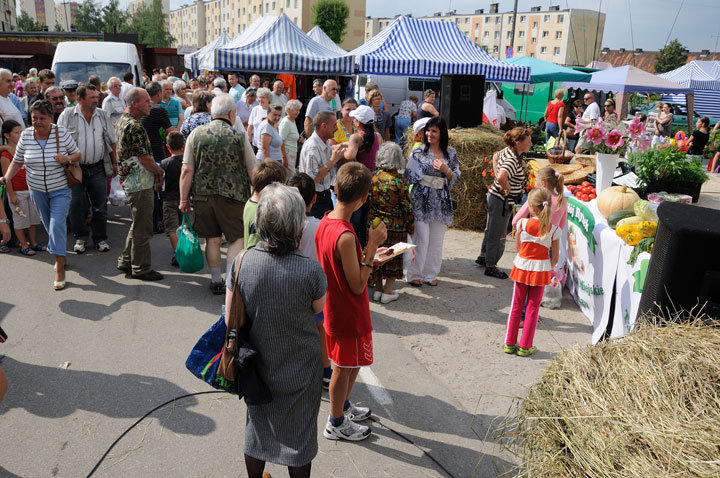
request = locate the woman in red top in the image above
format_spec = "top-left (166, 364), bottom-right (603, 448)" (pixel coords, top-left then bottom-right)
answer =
top-left (0, 120), bottom-right (44, 255)
top-left (544, 88), bottom-right (566, 140)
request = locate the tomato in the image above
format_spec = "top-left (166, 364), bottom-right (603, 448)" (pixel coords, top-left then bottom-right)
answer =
top-left (589, 193), bottom-right (596, 200)
top-left (582, 181), bottom-right (590, 187)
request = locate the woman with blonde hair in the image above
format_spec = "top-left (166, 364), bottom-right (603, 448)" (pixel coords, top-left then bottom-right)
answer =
top-left (247, 87), bottom-right (272, 150)
top-left (418, 89), bottom-right (439, 120)
top-left (256, 104), bottom-right (287, 167)
top-left (279, 99), bottom-right (303, 173)
top-left (544, 88), bottom-right (565, 140)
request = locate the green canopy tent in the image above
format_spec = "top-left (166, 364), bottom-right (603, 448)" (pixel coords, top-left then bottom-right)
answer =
top-left (503, 56), bottom-right (592, 122)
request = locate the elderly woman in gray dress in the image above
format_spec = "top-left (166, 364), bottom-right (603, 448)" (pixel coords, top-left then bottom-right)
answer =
top-left (224, 182), bottom-right (327, 478)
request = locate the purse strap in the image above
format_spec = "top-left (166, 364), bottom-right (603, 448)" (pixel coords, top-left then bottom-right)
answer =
top-left (55, 124), bottom-right (60, 153)
top-left (227, 250), bottom-right (248, 331)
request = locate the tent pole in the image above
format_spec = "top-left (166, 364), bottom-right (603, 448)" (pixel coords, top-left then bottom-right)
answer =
top-left (519, 85), bottom-right (525, 124)
top-left (687, 93), bottom-right (694, 134)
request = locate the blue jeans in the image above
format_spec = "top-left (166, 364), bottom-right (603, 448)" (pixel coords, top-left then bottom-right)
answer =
top-left (70, 162), bottom-right (108, 243)
top-left (545, 122), bottom-right (560, 139)
top-left (29, 187), bottom-right (71, 256)
top-left (395, 117), bottom-right (411, 146)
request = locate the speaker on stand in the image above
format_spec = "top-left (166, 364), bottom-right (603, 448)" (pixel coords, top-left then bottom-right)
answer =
top-left (439, 74), bottom-right (485, 129)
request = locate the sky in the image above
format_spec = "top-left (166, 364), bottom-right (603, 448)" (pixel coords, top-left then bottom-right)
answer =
top-left (158, 0), bottom-right (719, 52)
top-left (366, 0), bottom-right (720, 52)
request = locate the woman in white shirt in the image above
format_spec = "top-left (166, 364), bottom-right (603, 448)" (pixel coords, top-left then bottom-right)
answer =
top-left (247, 87), bottom-right (271, 152)
top-left (279, 99), bottom-right (303, 174)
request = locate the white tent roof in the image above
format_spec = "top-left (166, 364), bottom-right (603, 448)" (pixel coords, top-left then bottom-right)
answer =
top-left (307, 26), bottom-right (347, 55)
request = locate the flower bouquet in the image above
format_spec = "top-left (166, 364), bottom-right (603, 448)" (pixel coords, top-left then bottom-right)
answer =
top-left (574, 116), bottom-right (650, 155)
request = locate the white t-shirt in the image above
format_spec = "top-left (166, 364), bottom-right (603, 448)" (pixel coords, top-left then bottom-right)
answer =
top-left (299, 215), bottom-right (321, 261)
top-left (248, 106), bottom-right (268, 146)
top-left (0, 95), bottom-right (25, 127)
top-left (582, 101), bottom-right (601, 121)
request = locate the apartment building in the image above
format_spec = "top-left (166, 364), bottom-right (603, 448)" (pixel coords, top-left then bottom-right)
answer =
top-left (55, 1), bottom-right (78, 32)
top-left (21, 0), bottom-right (56, 30)
top-left (170, 0), bottom-right (365, 51)
top-left (128, 0), bottom-right (170, 17)
top-left (366, 4), bottom-right (605, 67)
top-left (0, 0), bottom-right (17, 32)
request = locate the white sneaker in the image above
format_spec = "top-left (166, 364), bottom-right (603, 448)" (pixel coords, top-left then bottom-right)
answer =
top-left (380, 292), bottom-right (399, 304)
top-left (345, 403), bottom-right (372, 422)
top-left (95, 240), bottom-right (110, 252)
top-left (372, 291), bottom-right (382, 301)
top-left (73, 239), bottom-right (87, 254)
top-left (323, 416), bottom-right (371, 441)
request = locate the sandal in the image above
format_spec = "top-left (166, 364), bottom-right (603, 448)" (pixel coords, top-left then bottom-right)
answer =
top-left (423, 280), bottom-right (438, 287)
top-left (31, 243), bottom-right (46, 252)
top-left (484, 267), bottom-right (508, 279)
top-left (19, 247), bottom-right (37, 256)
top-left (0, 245), bottom-right (9, 253)
top-left (409, 280), bottom-right (423, 287)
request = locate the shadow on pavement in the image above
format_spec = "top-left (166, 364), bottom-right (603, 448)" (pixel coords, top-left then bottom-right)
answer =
top-left (0, 357), bottom-right (216, 436)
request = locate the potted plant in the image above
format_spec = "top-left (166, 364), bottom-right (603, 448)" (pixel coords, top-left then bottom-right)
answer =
top-left (574, 116), bottom-right (649, 192)
top-left (628, 146), bottom-right (708, 202)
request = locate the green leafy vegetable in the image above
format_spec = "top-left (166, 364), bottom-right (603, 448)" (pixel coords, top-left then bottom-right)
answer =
top-left (628, 236), bottom-right (655, 266)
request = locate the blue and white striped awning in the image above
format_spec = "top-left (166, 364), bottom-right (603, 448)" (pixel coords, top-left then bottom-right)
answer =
top-left (214, 14), bottom-right (354, 74)
top-left (349, 16), bottom-right (530, 82)
top-left (658, 61), bottom-right (720, 91)
top-left (661, 91), bottom-right (720, 118)
top-left (184, 33), bottom-right (230, 76)
top-left (308, 26), bottom-right (347, 55)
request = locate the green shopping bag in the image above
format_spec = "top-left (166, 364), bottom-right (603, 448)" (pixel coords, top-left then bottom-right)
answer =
top-left (175, 213), bottom-right (205, 273)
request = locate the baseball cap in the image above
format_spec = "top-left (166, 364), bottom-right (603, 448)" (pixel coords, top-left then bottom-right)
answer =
top-left (413, 117), bottom-right (431, 135)
top-left (349, 105), bottom-right (374, 125)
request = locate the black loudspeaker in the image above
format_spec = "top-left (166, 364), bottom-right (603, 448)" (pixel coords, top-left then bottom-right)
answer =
top-left (439, 74), bottom-right (485, 129)
top-left (638, 201), bottom-right (720, 320)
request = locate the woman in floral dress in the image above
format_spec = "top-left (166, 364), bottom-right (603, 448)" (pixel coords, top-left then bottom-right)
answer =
top-left (368, 142), bottom-right (414, 304)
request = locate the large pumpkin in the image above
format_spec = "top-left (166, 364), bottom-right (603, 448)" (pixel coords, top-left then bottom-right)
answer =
top-left (597, 185), bottom-right (640, 218)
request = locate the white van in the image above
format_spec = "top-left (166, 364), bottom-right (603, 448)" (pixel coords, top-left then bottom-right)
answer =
top-left (52, 41), bottom-right (142, 86)
top-left (355, 74), bottom-right (440, 115)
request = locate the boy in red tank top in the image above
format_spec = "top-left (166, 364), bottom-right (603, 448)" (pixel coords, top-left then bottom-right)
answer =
top-left (315, 162), bottom-right (387, 441)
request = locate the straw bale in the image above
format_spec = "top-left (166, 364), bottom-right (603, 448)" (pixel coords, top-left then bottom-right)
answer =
top-left (499, 317), bottom-right (720, 477)
top-left (448, 127), bottom-right (506, 231)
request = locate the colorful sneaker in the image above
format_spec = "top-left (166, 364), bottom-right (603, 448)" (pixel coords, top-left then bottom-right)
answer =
top-left (516, 346), bottom-right (537, 357)
top-left (323, 417), bottom-right (371, 441)
top-left (345, 403), bottom-right (371, 422)
top-left (503, 344), bottom-right (517, 354)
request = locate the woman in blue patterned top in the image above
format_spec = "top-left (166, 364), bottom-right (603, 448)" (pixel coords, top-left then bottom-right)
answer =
top-left (404, 116), bottom-right (460, 287)
top-left (180, 90), bottom-right (213, 140)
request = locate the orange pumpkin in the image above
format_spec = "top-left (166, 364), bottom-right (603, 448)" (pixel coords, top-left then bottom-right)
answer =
top-left (597, 185), bottom-right (640, 219)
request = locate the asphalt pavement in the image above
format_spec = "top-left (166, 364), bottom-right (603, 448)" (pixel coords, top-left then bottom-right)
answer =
top-left (0, 204), bottom-right (508, 478)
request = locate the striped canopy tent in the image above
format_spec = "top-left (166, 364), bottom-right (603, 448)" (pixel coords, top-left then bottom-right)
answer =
top-left (658, 61), bottom-right (720, 118)
top-left (349, 16), bottom-right (530, 82)
top-left (184, 32), bottom-right (231, 76)
top-left (563, 65), bottom-right (695, 129)
top-left (214, 14), bottom-right (354, 74)
top-left (308, 26), bottom-right (347, 55)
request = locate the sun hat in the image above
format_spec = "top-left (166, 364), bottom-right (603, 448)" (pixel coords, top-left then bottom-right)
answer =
top-left (413, 117), bottom-right (431, 134)
top-left (349, 105), bottom-right (374, 124)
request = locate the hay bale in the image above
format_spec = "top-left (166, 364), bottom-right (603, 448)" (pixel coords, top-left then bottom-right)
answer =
top-left (449, 127), bottom-right (506, 231)
top-left (504, 317), bottom-right (720, 477)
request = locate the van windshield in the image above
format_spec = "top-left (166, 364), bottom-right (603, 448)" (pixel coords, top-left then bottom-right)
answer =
top-left (54, 62), bottom-right (131, 83)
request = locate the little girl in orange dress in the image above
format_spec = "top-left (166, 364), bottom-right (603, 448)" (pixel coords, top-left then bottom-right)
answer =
top-left (504, 187), bottom-right (560, 357)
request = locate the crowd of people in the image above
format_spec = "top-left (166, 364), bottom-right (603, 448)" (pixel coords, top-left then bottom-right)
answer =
top-left (0, 64), bottom-right (574, 477)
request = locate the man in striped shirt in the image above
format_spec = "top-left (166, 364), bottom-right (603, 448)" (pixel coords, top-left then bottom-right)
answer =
top-left (57, 84), bottom-right (117, 254)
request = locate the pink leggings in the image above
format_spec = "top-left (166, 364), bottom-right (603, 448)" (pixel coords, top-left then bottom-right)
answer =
top-left (505, 281), bottom-right (544, 349)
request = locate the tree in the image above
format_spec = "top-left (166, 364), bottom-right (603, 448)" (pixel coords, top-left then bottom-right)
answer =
top-left (102, 0), bottom-right (131, 34)
top-left (655, 39), bottom-right (688, 74)
top-left (311, 0), bottom-right (349, 44)
top-left (130, 0), bottom-right (174, 47)
top-left (17, 11), bottom-right (42, 32)
top-left (75, 0), bottom-right (103, 33)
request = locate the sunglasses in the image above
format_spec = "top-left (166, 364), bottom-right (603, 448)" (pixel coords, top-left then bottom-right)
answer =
top-left (605, 104), bottom-right (613, 107)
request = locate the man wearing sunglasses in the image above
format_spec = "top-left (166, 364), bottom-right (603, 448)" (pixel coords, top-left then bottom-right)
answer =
top-left (44, 86), bottom-right (66, 123)
top-left (575, 92), bottom-right (601, 154)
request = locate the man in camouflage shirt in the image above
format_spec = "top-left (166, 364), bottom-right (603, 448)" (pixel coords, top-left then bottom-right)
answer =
top-left (115, 87), bottom-right (166, 281)
top-left (179, 94), bottom-right (256, 294)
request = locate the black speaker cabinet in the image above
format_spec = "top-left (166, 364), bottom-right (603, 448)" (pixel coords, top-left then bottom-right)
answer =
top-left (638, 201), bottom-right (720, 320)
top-left (439, 74), bottom-right (485, 129)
